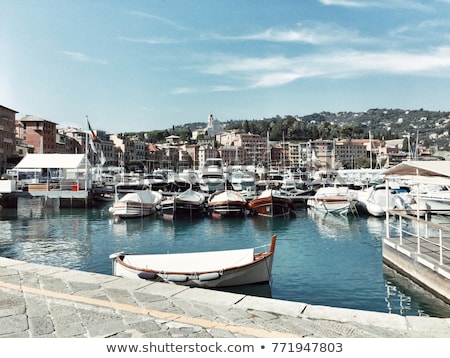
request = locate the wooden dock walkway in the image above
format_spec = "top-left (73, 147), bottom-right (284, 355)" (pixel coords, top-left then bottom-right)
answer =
top-left (383, 210), bottom-right (450, 304)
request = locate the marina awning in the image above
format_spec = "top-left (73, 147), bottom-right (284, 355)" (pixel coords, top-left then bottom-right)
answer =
top-left (383, 160), bottom-right (450, 185)
top-left (15, 154), bottom-right (91, 170)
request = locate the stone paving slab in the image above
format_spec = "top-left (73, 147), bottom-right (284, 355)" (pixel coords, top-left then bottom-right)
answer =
top-left (1, 257), bottom-right (450, 338)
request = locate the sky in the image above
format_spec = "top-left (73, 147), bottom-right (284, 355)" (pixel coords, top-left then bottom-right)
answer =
top-left (2, 0), bottom-right (450, 133)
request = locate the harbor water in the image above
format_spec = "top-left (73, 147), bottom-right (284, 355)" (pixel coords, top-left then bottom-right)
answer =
top-left (1, 196), bottom-right (450, 318)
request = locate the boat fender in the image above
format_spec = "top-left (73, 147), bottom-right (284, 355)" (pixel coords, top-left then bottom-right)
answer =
top-left (166, 274), bottom-right (189, 282)
top-left (138, 272), bottom-right (157, 280)
top-left (198, 272), bottom-right (221, 281)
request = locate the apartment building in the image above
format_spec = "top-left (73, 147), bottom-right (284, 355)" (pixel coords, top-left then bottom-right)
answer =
top-left (0, 105), bottom-right (18, 173)
top-left (335, 139), bottom-right (367, 169)
top-left (17, 115), bottom-right (57, 154)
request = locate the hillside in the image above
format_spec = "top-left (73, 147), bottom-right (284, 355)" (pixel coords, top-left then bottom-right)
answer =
top-left (135, 108), bottom-right (450, 150)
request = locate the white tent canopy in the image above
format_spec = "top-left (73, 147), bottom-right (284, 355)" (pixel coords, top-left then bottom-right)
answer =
top-left (15, 154), bottom-right (90, 170)
top-left (383, 160), bottom-right (450, 185)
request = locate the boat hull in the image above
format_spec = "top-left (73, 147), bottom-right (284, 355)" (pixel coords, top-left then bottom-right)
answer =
top-left (112, 255), bottom-right (274, 288)
top-left (111, 202), bottom-right (157, 218)
top-left (161, 188), bottom-right (206, 219)
top-left (248, 197), bottom-right (293, 217)
top-left (162, 201), bottom-right (205, 219)
top-left (307, 197), bottom-right (351, 215)
top-left (208, 190), bottom-right (248, 218)
top-left (307, 186), bottom-right (355, 215)
top-left (248, 190), bottom-right (295, 218)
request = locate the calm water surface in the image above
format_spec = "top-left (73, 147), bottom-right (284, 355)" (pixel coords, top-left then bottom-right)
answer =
top-left (1, 197), bottom-right (450, 318)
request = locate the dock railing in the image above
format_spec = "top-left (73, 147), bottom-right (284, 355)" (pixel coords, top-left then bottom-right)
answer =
top-left (386, 209), bottom-right (450, 265)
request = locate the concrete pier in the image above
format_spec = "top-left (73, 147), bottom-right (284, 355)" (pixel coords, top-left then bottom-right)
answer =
top-left (1, 257), bottom-right (450, 338)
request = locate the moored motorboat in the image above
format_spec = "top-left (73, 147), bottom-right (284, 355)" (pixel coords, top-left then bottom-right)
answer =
top-left (307, 186), bottom-right (357, 215)
top-left (357, 183), bottom-right (414, 217)
top-left (198, 158), bottom-right (226, 194)
top-left (230, 170), bottom-right (257, 193)
top-left (161, 187), bottom-right (206, 220)
top-left (248, 188), bottom-right (296, 218)
top-left (208, 189), bottom-right (248, 218)
top-left (109, 190), bottom-right (163, 218)
top-left (109, 235), bottom-right (277, 288)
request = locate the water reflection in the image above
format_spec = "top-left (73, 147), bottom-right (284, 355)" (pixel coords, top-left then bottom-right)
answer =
top-left (383, 265), bottom-right (450, 317)
top-left (248, 215), bottom-right (294, 235)
top-left (307, 208), bottom-right (356, 240)
top-left (0, 200), bottom-right (90, 270)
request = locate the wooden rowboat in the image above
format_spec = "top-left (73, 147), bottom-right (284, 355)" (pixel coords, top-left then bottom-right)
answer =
top-left (208, 189), bottom-right (248, 218)
top-left (248, 189), bottom-right (296, 218)
top-left (109, 235), bottom-right (277, 288)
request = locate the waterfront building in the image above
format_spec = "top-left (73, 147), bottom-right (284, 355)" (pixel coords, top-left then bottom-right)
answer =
top-left (235, 133), bottom-right (268, 165)
top-left (310, 139), bottom-right (336, 170)
top-left (198, 144), bottom-right (220, 169)
top-left (0, 105), bottom-right (18, 173)
top-left (145, 143), bottom-right (163, 172)
top-left (335, 139), bottom-right (367, 169)
top-left (219, 145), bottom-right (245, 166)
top-left (17, 115), bottom-right (57, 154)
top-left (288, 141), bottom-right (310, 169)
top-left (110, 134), bottom-right (146, 167)
top-left (55, 130), bottom-right (82, 154)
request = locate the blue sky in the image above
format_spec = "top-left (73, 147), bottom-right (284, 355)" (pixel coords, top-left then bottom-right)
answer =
top-left (2, 0), bottom-right (450, 133)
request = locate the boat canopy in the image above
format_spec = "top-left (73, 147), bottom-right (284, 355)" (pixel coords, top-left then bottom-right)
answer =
top-left (383, 160), bottom-right (450, 185)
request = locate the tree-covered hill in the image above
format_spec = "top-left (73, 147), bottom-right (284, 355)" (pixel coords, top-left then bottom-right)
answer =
top-left (128, 108), bottom-right (450, 150)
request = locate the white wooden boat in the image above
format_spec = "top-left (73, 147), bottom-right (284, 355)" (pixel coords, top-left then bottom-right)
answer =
top-left (109, 235), bottom-right (277, 288)
top-left (208, 189), bottom-right (248, 218)
top-left (109, 190), bottom-right (163, 218)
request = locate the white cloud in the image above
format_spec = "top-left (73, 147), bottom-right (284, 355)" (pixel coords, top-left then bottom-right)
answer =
top-left (199, 46), bottom-right (450, 91)
top-left (119, 36), bottom-right (177, 45)
top-left (172, 87), bottom-right (198, 95)
top-left (62, 51), bottom-right (107, 65)
top-left (223, 23), bottom-right (366, 45)
top-left (127, 11), bottom-right (186, 30)
top-left (319, 0), bottom-right (432, 11)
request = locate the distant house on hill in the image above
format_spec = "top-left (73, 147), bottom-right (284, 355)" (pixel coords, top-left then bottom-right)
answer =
top-left (192, 113), bottom-right (223, 139)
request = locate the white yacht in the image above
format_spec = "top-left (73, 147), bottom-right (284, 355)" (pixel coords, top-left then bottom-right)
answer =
top-left (198, 158), bottom-right (226, 194)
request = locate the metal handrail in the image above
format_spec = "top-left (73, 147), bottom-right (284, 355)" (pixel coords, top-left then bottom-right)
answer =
top-left (387, 209), bottom-right (450, 265)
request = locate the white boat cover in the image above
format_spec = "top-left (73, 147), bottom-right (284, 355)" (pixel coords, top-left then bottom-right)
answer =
top-left (119, 191), bottom-right (162, 204)
top-left (209, 190), bottom-right (246, 203)
top-left (177, 188), bottom-right (204, 203)
top-left (123, 248), bottom-right (254, 273)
